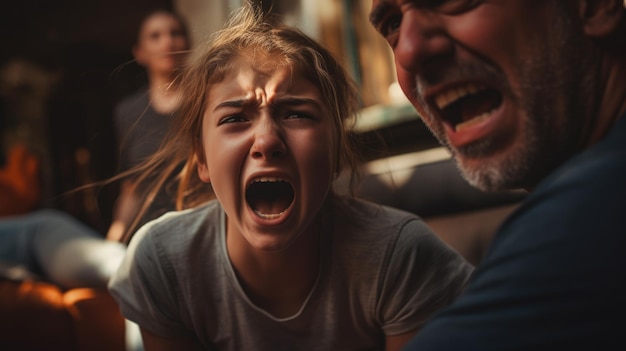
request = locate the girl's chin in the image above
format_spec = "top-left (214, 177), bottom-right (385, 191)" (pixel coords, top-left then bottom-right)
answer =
top-left (246, 233), bottom-right (298, 253)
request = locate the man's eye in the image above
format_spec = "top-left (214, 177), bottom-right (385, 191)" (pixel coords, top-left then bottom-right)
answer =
top-left (218, 115), bottom-right (247, 125)
top-left (434, 0), bottom-right (482, 14)
top-left (380, 14), bottom-right (402, 38)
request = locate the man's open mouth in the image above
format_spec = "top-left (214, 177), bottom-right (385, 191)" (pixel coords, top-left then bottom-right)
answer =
top-left (434, 83), bottom-right (503, 132)
top-left (246, 177), bottom-right (295, 219)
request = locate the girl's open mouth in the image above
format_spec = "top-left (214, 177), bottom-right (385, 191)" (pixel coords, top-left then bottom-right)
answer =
top-left (245, 177), bottom-right (295, 219)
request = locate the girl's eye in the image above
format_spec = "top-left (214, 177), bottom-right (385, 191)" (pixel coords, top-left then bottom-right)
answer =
top-left (285, 112), bottom-right (314, 120)
top-left (286, 113), bottom-right (303, 119)
top-left (218, 115), bottom-right (247, 125)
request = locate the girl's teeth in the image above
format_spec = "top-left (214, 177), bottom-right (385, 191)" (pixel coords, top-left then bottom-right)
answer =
top-left (250, 177), bottom-right (284, 184)
top-left (254, 210), bottom-right (284, 219)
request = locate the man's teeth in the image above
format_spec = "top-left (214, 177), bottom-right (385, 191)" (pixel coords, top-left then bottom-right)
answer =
top-left (434, 83), bottom-right (485, 109)
top-left (455, 110), bottom-right (494, 131)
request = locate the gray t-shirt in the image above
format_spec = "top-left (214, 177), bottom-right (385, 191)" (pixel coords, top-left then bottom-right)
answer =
top-left (109, 197), bottom-right (473, 350)
top-left (113, 88), bottom-right (177, 226)
top-left (114, 88), bottom-right (171, 171)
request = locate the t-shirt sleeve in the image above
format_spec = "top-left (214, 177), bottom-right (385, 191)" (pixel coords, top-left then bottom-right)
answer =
top-left (377, 218), bottom-right (474, 336)
top-left (108, 222), bottom-right (191, 338)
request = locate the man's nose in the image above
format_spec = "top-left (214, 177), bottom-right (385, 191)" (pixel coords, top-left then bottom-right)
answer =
top-left (394, 12), bottom-right (453, 75)
top-left (250, 119), bottom-right (287, 160)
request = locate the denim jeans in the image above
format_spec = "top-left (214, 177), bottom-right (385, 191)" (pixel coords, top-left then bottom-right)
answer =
top-left (0, 209), bottom-right (126, 289)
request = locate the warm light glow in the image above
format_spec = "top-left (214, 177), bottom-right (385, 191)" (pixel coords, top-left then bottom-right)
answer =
top-left (365, 147), bottom-right (452, 188)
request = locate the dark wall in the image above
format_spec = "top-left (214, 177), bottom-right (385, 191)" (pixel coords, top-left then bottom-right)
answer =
top-left (1, 0), bottom-right (171, 233)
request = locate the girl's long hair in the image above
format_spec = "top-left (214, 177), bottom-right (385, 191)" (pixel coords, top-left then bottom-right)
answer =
top-left (115, 1), bottom-right (361, 243)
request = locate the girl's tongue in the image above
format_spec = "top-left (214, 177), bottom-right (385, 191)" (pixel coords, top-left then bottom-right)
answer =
top-left (246, 180), bottom-right (294, 217)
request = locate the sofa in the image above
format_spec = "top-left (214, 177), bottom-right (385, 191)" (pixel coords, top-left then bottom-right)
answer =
top-left (0, 144), bottom-right (126, 351)
top-left (0, 277), bottom-right (125, 351)
top-left (347, 106), bottom-right (527, 265)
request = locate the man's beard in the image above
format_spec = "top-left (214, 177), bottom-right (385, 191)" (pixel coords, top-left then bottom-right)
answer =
top-left (453, 117), bottom-right (541, 191)
top-left (416, 6), bottom-right (592, 192)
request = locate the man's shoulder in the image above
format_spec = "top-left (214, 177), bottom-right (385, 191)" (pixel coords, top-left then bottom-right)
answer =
top-left (531, 116), bottom-right (626, 207)
top-left (483, 116), bottom-right (626, 279)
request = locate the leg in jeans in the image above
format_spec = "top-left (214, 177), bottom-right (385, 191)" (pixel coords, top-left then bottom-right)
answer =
top-left (0, 209), bottom-right (126, 288)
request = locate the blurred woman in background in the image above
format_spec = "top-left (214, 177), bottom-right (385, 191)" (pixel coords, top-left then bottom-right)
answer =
top-left (109, 9), bottom-right (190, 242)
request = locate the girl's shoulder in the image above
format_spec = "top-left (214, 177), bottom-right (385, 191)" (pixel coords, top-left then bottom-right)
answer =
top-left (129, 200), bottom-right (223, 254)
top-left (334, 196), bottom-right (422, 230)
top-left (331, 196), bottom-right (430, 249)
top-left (147, 199), bottom-right (219, 227)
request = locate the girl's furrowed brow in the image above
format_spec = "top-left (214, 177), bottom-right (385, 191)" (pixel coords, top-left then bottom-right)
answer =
top-left (213, 99), bottom-right (248, 111)
top-left (270, 97), bottom-right (321, 109)
top-left (213, 96), bottom-right (321, 112)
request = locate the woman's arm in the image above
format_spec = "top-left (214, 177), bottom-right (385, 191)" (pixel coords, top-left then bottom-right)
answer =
top-left (141, 327), bottom-right (205, 351)
top-left (106, 180), bottom-right (140, 242)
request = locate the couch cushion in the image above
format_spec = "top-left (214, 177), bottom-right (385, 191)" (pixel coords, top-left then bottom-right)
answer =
top-left (64, 288), bottom-right (126, 351)
top-left (0, 278), bottom-right (75, 350)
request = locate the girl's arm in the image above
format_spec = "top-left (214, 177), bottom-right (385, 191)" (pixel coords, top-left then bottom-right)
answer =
top-left (386, 330), bottom-right (419, 351)
top-left (141, 327), bottom-right (205, 351)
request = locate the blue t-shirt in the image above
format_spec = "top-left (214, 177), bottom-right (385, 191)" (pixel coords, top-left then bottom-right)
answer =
top-left (404, 116), bottom-right (626, 350)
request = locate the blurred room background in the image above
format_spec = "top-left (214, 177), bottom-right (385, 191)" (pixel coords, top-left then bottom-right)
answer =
top-left (0, 0), bottom-right (415, 235)
top-left (0, 4), bottom-right (525, 348)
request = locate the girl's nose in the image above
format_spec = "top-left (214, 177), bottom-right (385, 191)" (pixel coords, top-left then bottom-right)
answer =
top-left (250, 119), bottom-right (287, 160)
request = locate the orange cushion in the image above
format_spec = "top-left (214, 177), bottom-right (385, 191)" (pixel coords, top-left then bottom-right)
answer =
top-left (0, 278), bottom-right (75, 350)
top-left (0, 144), bottom-right (41, 217)
top-left (64, 288), bottom-right (126, 351)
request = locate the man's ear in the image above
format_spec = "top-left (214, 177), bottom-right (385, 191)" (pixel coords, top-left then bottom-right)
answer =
top-left (578, 0), bottom-right (625, 37)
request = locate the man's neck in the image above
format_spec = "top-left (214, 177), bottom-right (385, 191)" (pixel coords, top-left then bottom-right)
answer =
top-left (586, 52), bottom-right (626, 146)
